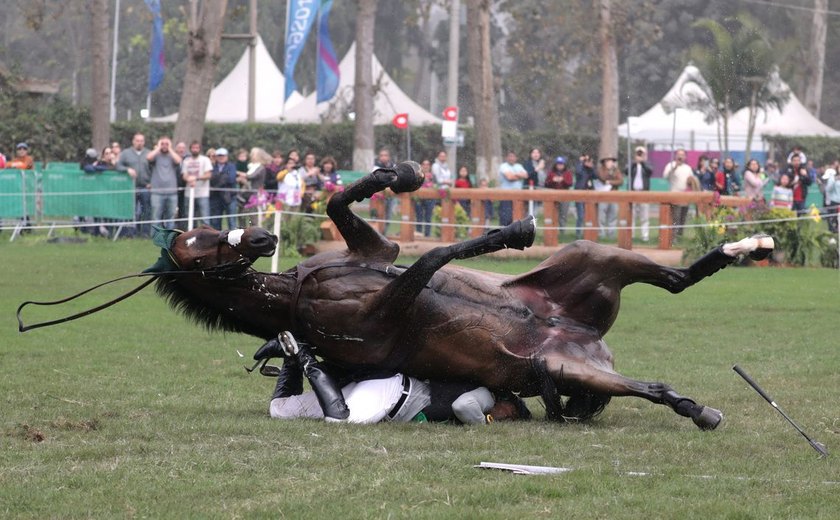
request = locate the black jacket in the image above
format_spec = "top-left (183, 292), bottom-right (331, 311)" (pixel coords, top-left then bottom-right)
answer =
top-left (625, 161), bottom-right (653, 191)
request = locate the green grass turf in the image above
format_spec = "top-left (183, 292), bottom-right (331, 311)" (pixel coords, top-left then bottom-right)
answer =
top-left (1, 236), bottom-right (839, 518)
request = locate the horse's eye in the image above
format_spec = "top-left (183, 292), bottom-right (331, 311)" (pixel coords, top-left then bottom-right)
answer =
top-left (194, 258), bottom-right (203, 266)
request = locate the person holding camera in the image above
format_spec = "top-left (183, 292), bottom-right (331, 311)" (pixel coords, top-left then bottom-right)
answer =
top-left (146, 136), bottom-right (182, 230)
top-left (573, 154), bottom-right (596, 239)
top-left (662, 148), bottom-right (694, 243)
top-left (626, 146), bottom-right (653, 242)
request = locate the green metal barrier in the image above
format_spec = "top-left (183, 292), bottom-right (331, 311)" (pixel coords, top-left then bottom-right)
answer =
top-left (0, 169), bottom-right (37, 218)
top-left (41, 169), bottom-right (134, 219)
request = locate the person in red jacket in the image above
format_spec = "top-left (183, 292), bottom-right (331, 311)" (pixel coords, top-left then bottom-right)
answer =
top-left (545, 156), bottom-right (574, 238)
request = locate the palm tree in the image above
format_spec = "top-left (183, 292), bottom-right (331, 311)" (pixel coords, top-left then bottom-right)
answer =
top-left (683, 15), bottom-right (788, 159)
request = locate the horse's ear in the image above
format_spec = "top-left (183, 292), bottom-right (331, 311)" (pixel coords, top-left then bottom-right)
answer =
top-left (152, 226), bottom-right (183, 250)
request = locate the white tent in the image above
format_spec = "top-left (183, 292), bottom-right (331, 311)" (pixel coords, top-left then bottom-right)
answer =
top-left (731, 73), bottom-right (840, 138)
top-left (153, 36), bottom-right (304, 123)
top-left (272, 43), bottom-right (442, 126)
top-left (618, 64), bottom-right (750, 151)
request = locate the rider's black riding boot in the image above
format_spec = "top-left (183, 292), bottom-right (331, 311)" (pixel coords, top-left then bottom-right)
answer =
top-left (451, 216), bottom-right (536, 260)
top-left (271, 357), bottom-right (304, 400)
top-left (296, 345), bottom-right (350, 421)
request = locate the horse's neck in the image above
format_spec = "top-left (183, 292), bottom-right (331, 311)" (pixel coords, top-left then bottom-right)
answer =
top-left (182, 272), bottom-right (296, 338)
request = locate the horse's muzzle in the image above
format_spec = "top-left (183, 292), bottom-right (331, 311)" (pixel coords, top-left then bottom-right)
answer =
top-left (247, 228), bottom-right (278, 257)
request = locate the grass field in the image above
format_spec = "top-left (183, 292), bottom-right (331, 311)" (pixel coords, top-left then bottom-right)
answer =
top-left (2, 236), bottom-right (839, 518)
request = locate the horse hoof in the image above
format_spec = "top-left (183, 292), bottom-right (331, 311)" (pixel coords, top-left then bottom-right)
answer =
top-left (748, 234), bottom-right (774, 261)
top-left (692, 406), bottom-right (723, 430)
top-left (390, 161), bottom-right (424, 194)
top-left (505, 215), bottom-right (536, 250)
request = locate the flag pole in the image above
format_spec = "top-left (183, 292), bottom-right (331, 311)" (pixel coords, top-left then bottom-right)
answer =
top-left (282, 0), bottom-right (291, 120)
top-left (110, 0), bottom-right (121, 122)
top-left (315, 0), bottom-right (321, 105)
top-left (407, 124), bottom-right (412, 162)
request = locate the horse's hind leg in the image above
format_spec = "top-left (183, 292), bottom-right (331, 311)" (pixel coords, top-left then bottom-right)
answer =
top-left (368, 216), bottom-right (536, 320)
top-left (536, 355), bottom-right (722, 430)
top-left (327, 162), bottom-right (423, 257)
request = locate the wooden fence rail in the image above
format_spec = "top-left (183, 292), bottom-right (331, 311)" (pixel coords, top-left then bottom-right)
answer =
top-left (368, 188), bottom-right (750, 250)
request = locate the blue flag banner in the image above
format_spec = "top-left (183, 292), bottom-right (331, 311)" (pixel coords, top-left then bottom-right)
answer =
top-left (284, 0), bottom-right (319, 101)
top-left (145, 0), bottom-right (165, 93)
top-left (316, 0), bottom-right (340, 103)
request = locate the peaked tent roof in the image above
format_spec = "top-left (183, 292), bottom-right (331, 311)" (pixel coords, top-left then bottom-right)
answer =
top-left (617, 64), bottom-right (744, 150)
top-left (152, 36), bottom-right (304, 123)
top-left (271, 43), bottom-right (442, 126)
top-left (731, 74), bottom-right (840, 138)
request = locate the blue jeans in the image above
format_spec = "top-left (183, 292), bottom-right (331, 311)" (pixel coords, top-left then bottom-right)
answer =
top-left (575, 201), bottom-right (586, 239)
top-left (414, 199), bottom-right (436, 237)
top-left (499, 201), bottom-right (513, 226)
top-left (151, 192), bottom-right (178, 230)
top-left (383, 197), bottom-right (397, 235)
top-left (193, 197), bottom-right (210, 227)
top-left (209, 196), bottom-right (238, 230)
top-left (132, 188), bottom-right (152, 237)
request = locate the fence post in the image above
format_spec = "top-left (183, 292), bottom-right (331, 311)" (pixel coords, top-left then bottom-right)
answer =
top-left (617, 202), bottom-right (632, 249)
top-left (543, 201), bottom-right (558, 247)
top-left (513, 200), bottom-right (526, 221)
top-left (584, 202), bottom-right (598, 241)
top-left (658, 204), bottom-right (672, 250)
top-left (440, 198), bottom-right (456, 242)
top-left (470, 195), bottom-right (484, 238)
top-left (399, 192), bottom-right (414, 242)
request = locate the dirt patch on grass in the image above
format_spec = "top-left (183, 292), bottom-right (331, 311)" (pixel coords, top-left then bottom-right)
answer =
top-left (10, 423), bottom-right (46, 443)
top-left (50, 417), bottom-right (101, 432)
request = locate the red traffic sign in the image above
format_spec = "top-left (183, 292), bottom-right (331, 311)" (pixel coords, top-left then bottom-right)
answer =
top-left (392, 113), bottom-right (409, 129)
top-left (442, 106), bottom-right (458, 121)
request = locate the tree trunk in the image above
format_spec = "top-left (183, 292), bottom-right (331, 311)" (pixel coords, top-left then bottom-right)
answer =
top-left (745, 87), bottom-right (757, 165)
top-left (466, 0), bottom-right (501, 183)
top-left (90, 0), bottom-right (110, 150)
top-left (411, 0), bottom-right (433, 108)
top-left (598, 0), bottom-right (618, 160)
top-left (804, 0), bottom-right (827, 117)
top-left (173, 0), bottom-right (229, 145)
top-left (353, 0), bottom-right (377, 171)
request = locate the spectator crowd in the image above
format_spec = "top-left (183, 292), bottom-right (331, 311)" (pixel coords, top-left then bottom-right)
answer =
top-left (3, 137), bottom-right (840, 241)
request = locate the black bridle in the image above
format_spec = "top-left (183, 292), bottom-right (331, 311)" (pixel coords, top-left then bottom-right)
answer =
top-left (17, 232), bottom-right (258, 333)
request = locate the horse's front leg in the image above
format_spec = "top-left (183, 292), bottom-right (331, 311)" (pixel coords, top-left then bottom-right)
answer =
top-left (535, 354), bottom-right (723, 430)
top-left (327, 162), bottom-right (423, 257)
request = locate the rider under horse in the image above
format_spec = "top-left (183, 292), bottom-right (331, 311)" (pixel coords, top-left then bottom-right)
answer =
top-left (147, 161), bottom-right (772, 429)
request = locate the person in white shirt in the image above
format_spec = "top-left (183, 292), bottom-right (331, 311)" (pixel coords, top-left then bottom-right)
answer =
top-left (431, 150), bottom-right (452, 188)
top-left (662, 148), bottom-right (696, 242)
top-left (180, 141), bottom-right (213, 225)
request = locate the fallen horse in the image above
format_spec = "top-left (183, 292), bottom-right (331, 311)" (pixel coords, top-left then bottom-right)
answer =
top-left (19, 162), bottom-right (773, 429)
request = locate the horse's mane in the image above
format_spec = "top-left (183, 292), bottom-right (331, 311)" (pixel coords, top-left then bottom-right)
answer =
top-left (154, 276), bottom-right (251, 335)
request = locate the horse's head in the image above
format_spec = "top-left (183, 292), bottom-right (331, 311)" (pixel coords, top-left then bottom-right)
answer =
top-left (144, 226), bottom-right (278, 275)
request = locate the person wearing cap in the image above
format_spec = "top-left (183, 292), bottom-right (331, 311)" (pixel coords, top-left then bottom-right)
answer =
top-left (573, 155), bottom-right (596, 239)
top-left (824, 167), bottom-right (840, 233)
top-left (626, 146), bottom-right (653, 242)
top-left (8, 142), bottom-right (34, 170)
top-left (116, 133), bottom-right (152, 237)
top-left (545, 156), bottom-right (574, 238)
top-left (594, 155), bottom-right (623, 239)
top-left (209, 147), bottom-right (238, 230)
